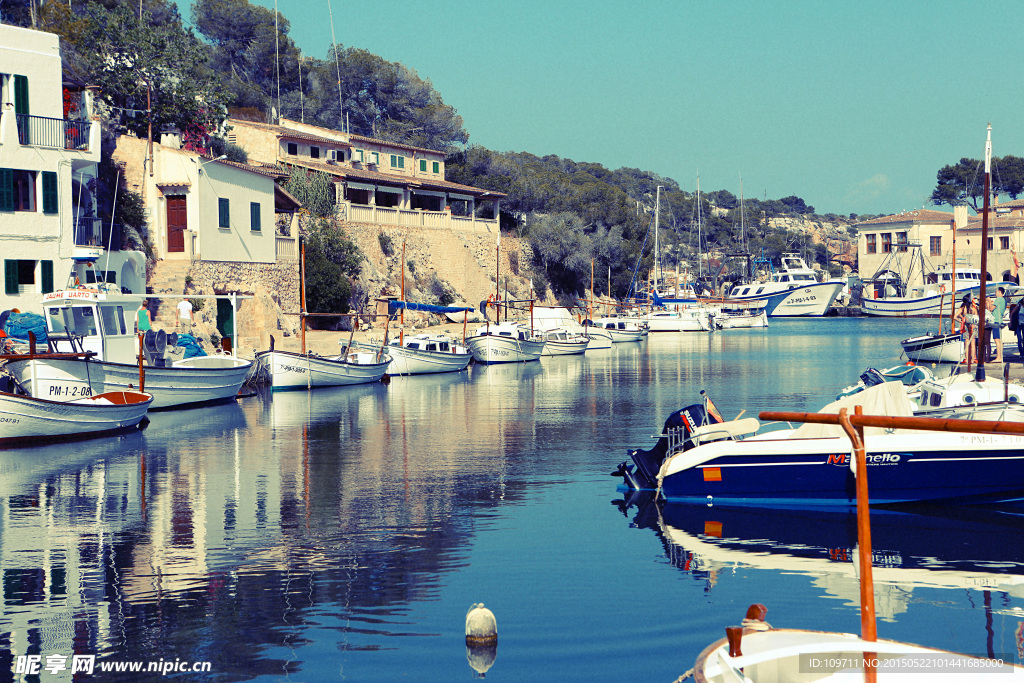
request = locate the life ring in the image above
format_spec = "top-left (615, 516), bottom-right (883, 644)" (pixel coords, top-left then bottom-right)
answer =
top-left (940, 284), bottom-right (947, 293)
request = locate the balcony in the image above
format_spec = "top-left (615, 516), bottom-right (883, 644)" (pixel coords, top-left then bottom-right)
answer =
top-left (16, 114), bottom-right (92, 150)
top-left (343, 202), bottom-right (498, 233)
top-left (74, 217), bottom-right (122, 251)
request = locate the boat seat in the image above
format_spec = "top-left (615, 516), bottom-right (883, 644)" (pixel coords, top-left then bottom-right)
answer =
top-left (689, 418), bottom-right (761, 444)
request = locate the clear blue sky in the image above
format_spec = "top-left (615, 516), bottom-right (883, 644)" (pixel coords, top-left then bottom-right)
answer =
top-left (180, 0), bottom-right (1024, 218)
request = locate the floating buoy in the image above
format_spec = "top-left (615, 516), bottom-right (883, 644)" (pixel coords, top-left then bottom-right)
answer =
top-left (465, 603), bottom-right (497, 676)
top-left (465, 603), bottom-right (497, 644)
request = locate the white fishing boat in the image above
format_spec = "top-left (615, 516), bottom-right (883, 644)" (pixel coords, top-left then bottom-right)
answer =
top-left (592, 317), bottom-right (647, 342)
top-left (466, 321), bottom-right (546, 364)
top-left (540, 328), bottom-right (589, 356)
top-left (254, 347), bottom-right (392, 390)
top-left (366, 333), bottom-right (472, 375)
top-left (0, 388), bottom-right (152, 446)
top-left (900, 331), bottom-right (964, 363)
top-left (862, 264), bottom-right (1011, 317)
top-left (714, 308), bottom-right (768, 329)
top-left (533, 306), bottom-right (612, 349)
top-left (723, 254), bottom-right (845, 317)
top-left (5, 284), bottom-right (251, 410)
top-left (642, 307), bottom-right (711, 332)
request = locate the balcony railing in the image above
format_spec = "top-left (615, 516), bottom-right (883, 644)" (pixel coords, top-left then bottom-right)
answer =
top-left (74, 217), bottom-right (122, 251)
top-left (276, 235), bottom-right (298, 261)
top-left (344, 202), bottom-right (497, 232)
top-left (16, 114), bottom-right (91, 150)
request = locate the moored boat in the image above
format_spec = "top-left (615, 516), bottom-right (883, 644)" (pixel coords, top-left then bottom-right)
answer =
top-left (592, 317), bottom-right (647, 342)
top-left (900, 331), bottom-right (964, 362)
top-left (364, 333), bottom-right (472, 375)
top-left (540, 328), bottom-right (589, 356)
top-left (8, 285), bottom-right (251, 410)
top-left (466, 321), bottom-right (546, 364)
top-left (0, 388), bottom-right (152, 446)
top-left (614, 381), bottom-right (1024, 507)
top-left (720, 254), bottom-right (844, 317)
top-left (253, 348), bottom-right (392, 390)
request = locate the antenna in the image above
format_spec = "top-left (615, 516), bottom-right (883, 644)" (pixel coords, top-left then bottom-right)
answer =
top-left (274, 0), bottom-right (280, 122)
top-left (327, 0), bottom-right (344, 130)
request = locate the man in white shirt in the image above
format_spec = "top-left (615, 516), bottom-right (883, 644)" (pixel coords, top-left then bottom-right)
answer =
top-left (176, 299), bottom-right (194, 332)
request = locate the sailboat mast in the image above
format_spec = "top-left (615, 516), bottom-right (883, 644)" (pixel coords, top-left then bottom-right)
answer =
top-left (696, 175), bottom-right (703, 278)
top-left (654, 186), bottom-right (662, 297)
top-left (977, 124), bottom-right (992, 382)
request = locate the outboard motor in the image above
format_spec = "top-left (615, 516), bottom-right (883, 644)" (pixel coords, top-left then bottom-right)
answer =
top-left (143, 329), bottom-right (168, 367)
top-left (613, 403), bottom-right (721, 491)
top-left (859, 368), bottom-right (886, 388)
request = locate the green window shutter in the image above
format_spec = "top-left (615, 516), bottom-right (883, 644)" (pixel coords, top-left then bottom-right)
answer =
top-left (432, 161), bottom-right (439, 174)
top-left (4, 260), bottom-right (18, 295)
top-left (0, 168), bottom-right (12, 211)
top-left (398, 156), bottom-right (404, 168)
top-left (250, 202), bottom-right (260, 231)
top-left (13, 75), bottom-right (29, 116)
top-left (218, 198), bottom-right (230, 228)
top-left (41, 260), bottom-right (53, 294)
top-left (42, 171), bottom-right (58, 214)
top-left (419, 159), bottom-right (427, 172)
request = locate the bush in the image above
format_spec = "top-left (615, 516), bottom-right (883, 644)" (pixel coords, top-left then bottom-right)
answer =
top-left (379, 232), bottom-right (394, 255)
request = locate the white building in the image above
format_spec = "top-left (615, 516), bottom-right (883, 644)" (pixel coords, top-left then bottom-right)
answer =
top-left (0, 24), bottom-right (143, 312)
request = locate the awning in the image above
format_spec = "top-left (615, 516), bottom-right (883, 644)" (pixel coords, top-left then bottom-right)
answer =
top-left (412, 189), bottom-right (446, 199)
top-left (376, 185), bottom-right (403, 195)
top-left (389, 300), bottom-right (474, 314)
top-left (347, 181), bottom-right (375, 191)
top-left (448, 193), bottom-right (473, 201)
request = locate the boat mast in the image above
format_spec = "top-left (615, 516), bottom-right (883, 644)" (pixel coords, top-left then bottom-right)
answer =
top-left (696, 174), bottom-right (703, 278)
top-left (950, 220), bottom-right (957, 333)
top-left (977, 123), bottom-right (992, 382)
top-left (654, 185), bottom-right (662, 300)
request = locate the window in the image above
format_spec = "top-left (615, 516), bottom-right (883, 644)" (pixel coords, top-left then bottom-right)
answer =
top-left (250, 202), bottom-right (261, 232)
top-left (41, 260), bottom-right (53, 294)
top-left (881, 233), bottom-right (892, 253)
top-left (42, 171), bottom-right (57, 214)
top-left (987, 237), bottom-right (994, 250)
top-left (930, 236), bottom-right (941, 255)
top-left (1001, 236), bottom-right (1010, 250)
top-left (369, 151), bottom-right (379, 165)
top-left (99, 305), bottom-right (126, 336)
top-left (13, 170), bottom-right (35, 211)
top-left (218, 198), bottom-right (230, 228)
top-left (310, 146), bottom-right (320, 159)
top-left (432, 161), bottom-right (439, 174)
top-left (420, 159), bottom-right (427, 172)
top-left (287, 142), bottom-right (297, 156)
top-left (896, 231), bottom-right (908, 251)
top-left (866, 234), bottom-right (877, 254)
top-left (390, 154), bottom-right (405, 169)
top-left (354, 149), bottom-right (364, 163)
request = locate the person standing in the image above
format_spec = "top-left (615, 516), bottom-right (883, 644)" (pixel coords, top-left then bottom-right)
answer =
top-left (992, 286), bottom-right (1008, 363)
top-left (176, 298), bottom-right (194, 333)
top-left (955, 294), bottom-right (978, 366)
top-left (137, 300), bottom-right (152, 333)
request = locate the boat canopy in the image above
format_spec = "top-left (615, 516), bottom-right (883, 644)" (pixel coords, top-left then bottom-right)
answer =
top-left (388, 300), bottom-right (474, 314)
top-left (791, 381), bottom-right (915, 439)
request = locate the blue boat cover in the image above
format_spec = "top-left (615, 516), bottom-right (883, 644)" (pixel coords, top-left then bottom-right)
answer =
top-left (3, 312), bottom-right (48, 343)
top-left (388, 301), bottom-right (474, 314)
top-left (175, 333), bottom-right (207, 358)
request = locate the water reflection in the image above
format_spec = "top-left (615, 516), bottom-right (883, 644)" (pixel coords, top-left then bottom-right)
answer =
top-left (0, 318), bottom-right (988, 681)
top-left (617, 491), bottom-right (1024, 625)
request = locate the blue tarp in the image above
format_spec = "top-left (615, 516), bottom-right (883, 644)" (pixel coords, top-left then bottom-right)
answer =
top-left (175, 333), bottom-right (207, 358)
top-left (3, 312), bottom-right (48, 344)
top-left (387, 300), bottom-right (474, 314)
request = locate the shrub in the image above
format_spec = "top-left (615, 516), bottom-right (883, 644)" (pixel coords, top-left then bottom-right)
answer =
top-left (379, 232), bottom-right (394, 255)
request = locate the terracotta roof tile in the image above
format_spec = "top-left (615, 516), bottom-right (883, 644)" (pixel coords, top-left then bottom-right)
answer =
top-left (283, 158), bottom-right (506, 198)
top-left (856, 209), bottom-right (954, 226)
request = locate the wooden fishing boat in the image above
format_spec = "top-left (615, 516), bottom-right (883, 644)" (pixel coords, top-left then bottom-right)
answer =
top-left (254, 348), bottom-right (391, 390)
top-left (0, 388), bottom-right (152, 446)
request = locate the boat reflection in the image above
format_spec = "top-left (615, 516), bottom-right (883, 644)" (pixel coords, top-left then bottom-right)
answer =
top-left (617, 492), bottom-right (1024, 620)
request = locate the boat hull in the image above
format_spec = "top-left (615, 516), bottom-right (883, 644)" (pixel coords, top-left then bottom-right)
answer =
top-left (383, 345), bottom-right (472, 375)
top-left (540, 340), bottom-right (589, 356)
top-left (657, 431), bottom-right (1024, 507)
top-left (4, 356), bottom-right (251, 410)
top-left (256, 350), bottom-right (391, 390)
top-left (862, 282), bottom-right (1012, 317)
top-left (643, 310), bottom-right (709, 331)
top-left (466, 334), bottom-right (545, 363)
top-left (0, 390), bottom-right (152, 446)
top-left (715, 310), bottom-right (769, 329)
top-left (901, 332), bottom-right (964, 363)
top-left (728, 281), bottom-right (844, 317)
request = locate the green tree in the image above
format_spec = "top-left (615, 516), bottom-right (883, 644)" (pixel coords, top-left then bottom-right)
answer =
top-left (302, 217), bottom-right (364, 324)
top-left (67, 3), bottom-right (229, 146)
top-left (931, 157), bottom-right (983, 209)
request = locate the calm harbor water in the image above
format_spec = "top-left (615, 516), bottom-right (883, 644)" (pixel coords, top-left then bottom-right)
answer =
top-left (2, 317), bottom-right (1023, 681)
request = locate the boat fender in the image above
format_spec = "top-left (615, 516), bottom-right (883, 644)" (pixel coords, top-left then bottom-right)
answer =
top-left (465, 603), bottom-right (497, 644)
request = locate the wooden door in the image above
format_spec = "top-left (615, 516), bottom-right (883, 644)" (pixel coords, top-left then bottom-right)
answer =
top-left (166, 195), bottom-right (187, 253)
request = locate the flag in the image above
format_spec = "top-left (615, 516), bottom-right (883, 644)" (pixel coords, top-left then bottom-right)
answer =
top-left (701, 390), bottom-right (725, 424)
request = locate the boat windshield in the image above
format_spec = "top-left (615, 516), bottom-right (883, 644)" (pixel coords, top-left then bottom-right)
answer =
top-left (47, 305), bottom-right (98, 337)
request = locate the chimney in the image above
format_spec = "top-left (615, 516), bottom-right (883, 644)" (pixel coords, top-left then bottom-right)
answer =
top-left (954, 204), bottom-right (968, 230)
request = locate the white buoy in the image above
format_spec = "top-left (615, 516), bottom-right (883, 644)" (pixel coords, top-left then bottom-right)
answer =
top-left (465, 603), bottom-right (497, 676)
top-left (465, 603), bottom-right (497, 644)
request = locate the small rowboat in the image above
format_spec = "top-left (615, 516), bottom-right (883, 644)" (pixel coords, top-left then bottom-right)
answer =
top-left (0, 389), bottom-right (152, 446)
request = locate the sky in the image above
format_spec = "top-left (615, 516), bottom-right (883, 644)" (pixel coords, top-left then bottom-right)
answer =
top-left (178, 0), bottom-right (1024, 218)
